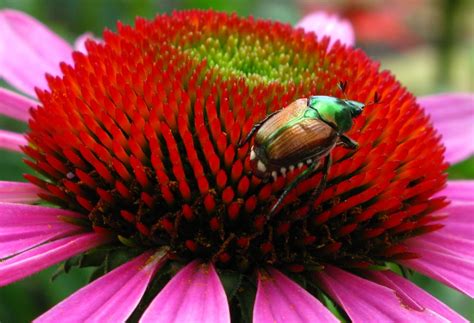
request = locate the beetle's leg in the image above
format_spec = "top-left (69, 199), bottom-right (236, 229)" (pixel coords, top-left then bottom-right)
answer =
top-left (339, 134), bottom-right (358, 150)
top-left (237, 109), bottom-right (281, 148)
top-left (267, 160), bottom-right (320, 219)
top-left (307, 154), bottom-right (332, 214)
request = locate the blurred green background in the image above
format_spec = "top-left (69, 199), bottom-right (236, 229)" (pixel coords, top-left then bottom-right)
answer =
top-left (0, 0), bottom-right (472, 322)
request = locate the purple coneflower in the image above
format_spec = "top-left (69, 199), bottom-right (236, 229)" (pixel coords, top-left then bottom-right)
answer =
top-left (0, 9), bottom-right (473, 322)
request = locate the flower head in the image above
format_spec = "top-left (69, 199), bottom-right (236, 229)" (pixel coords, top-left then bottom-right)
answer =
top-left (0, 9), bottom-right (473, 322)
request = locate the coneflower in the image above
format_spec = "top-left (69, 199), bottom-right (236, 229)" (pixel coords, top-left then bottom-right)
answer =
top-left (0, 9), bottom-right (472, 322)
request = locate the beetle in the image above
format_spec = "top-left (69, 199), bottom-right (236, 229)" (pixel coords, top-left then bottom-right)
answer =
top-left (238, 87), bottom-right (371, 219)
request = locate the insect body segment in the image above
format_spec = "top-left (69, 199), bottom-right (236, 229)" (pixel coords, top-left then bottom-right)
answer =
top-left (307, 96), bottom-right (364, 133)
top-left (239, 95), bottom-right (365, 219)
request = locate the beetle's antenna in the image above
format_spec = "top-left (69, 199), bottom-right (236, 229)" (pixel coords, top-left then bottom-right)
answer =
top-left (370, 92), bottom-right (382, 105)
top-left (338, 81), bottom-right (349, 100)
top-left (373, 92), bottom-right (381, 104)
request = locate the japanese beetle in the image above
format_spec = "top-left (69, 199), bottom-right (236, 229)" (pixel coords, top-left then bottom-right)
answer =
top-left (239, 91), bottom-right (368, 218)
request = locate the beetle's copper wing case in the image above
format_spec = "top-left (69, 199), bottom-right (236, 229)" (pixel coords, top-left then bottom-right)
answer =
top-left (252, 99), bottom-right (338, 176)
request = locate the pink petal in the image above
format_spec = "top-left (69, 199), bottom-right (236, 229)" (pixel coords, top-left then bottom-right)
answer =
top-left (0, 231), bottom-right (111, 287)
top-left (438, 180), bottom-right (474, 202)
top-left (315, 265), bottom-right (450, 322)
top-left (0, 202), bottom-right (85, 225)
top-left (0, 9), bottom-right (72, 97)
top-left (400, 243), bottom-right (474, 298)
top-left (432, 201), bottom-right (474, 240)
top-left (74, 32), bottom-right (100, 54)
top-left (254, 267), bottom-right (338, 323)
top-left (0, 221), bottom-right (83, 259)
top-left (0, 129), bottom-right (26, 152)
top-left (0, 87), bottom-right (36, 121)
top-left (365, 270), bottom-right (468, 323)
top-left (0, 181), bottom-right (42, 203)
top-left (410, 232), bottom-right (474, 260)
top-left (0, 202), bottom-right (88, 258)
top-left (296, 11), bottom-right (355, 49)
top-left (140, 261), bottom-right (230, 323)
top-left (35, 251), bottom-right (166, 323)
top-left (409, 190), bottom-right (474, 260)
top-left (418, 93), bottom-right (474, 164)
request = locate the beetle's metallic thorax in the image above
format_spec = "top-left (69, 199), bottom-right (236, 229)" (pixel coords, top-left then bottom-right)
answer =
top-left (250, 99), bottom-right (338, 179)
top-left (307, 96), bottom-right (361, 133)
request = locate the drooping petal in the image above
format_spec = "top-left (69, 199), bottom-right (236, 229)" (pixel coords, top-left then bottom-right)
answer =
top-left (365, 270), bottom-right (468, 323)
top-left (0, 129), bottom-right (26, 152)
top-left (315, 265), bottom-right (449, 322)
top-left (140, 261), bottom-right (230, 323)
top-left (400, 243), bottom-right (474, 298)
top-left (0, 231), bottom-right (111, 286)
top-left (0, 181), bottom-right (42, 203)
top-left (439, 180), bottom-right (474, 202)
top-left (418, 93), bottom-right (474, 164)
top-left (0, 87), bottom-right (37, 121)
top-left (254, 267), bottom-right (338, 323)
top-left (35, 251), bottom-right (166, 323)
top-left (296, 11), bottom-right (355, 49)
top-left (0, 9), bottom-right (72, 97)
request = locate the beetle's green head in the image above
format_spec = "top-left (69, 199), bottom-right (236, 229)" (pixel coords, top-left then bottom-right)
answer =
top-left (307, 96), bottom-right (365, 133)
top-left (345, 100), bottom-right (365, 118)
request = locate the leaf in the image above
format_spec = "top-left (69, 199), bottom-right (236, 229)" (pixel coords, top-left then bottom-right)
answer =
top-left (128, 261), bottom-right (175, 322)
top-left (88, 264), bottom-right (106, 283)
top-left (305, 277), bottom-right (349, 323)
top-left (286, 271), bottom-right (307, 289)
top-left (219, 270), bottom-right (243, 300)
top-left (107, 248), bottom-right (142, 269)
top-left (50, 254), bottom-right (83, 281)
top-left (50, 263), bottom-right (67, 282)
top-left (235, 278), bottom-right (256, 323)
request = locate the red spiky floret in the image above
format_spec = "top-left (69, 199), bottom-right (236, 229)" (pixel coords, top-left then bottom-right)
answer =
top-left (24, 10), bottom-right (448, 271)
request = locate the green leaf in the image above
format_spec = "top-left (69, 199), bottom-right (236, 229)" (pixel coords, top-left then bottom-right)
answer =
top-left (118, 235), bottom-right (140, 247)
top-left (286, 271), bottom-right (307, 289)
top-left (79, 249), bottom-right (108, 268)
top-left (235, 278), bottom-right (256, 323)
top-left (449, 156), bottom-right (474, 179)
top-left (321, 293), bottom-right (348, 323)
top-left (50, 254), bottom-right (83, 281)
top-left (128, 261), bottom-right (175, 322)
top-left (219, 270), bottom-right (243, 300)
top-left (50, 263), bottom-right (67, 282)
top-left (88, 265), bottom-right (106, 283)
top-left (106, 248), bottom-right (143, 270)
top-left (306, 278), bottom-right (349, 322)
